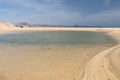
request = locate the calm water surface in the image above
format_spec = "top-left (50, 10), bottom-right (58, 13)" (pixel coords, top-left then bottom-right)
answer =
top-left (0, 31), bottom-right (117, 45)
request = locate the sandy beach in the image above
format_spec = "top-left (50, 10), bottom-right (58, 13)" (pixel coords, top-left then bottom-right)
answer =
top-left (0, 27), bottom-right (120, 80)
top-left (1, 0), bottom-right (120, 79)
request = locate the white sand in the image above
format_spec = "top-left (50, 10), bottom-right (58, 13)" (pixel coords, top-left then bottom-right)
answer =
top-left (0, 26), bottom-right (120, 80)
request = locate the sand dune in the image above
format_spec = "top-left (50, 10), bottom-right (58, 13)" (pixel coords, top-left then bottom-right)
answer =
top-left (76, 45), bottom-right (120, 80)
top-left (0, 21), bottom-right (15, 28)
top-left (0, 21), bottom-right (17, 34)
top-left (76, 30), bottom-right (120, 80)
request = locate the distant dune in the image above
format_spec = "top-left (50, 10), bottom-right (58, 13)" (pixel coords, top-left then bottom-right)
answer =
top-left (0, 20), bottom-right (15, 28)
top-left (0, 20), bottom-right (18, 34)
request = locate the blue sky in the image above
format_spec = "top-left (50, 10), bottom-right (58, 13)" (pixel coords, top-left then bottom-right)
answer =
top-left (0, 0), bottom-right (120, 26)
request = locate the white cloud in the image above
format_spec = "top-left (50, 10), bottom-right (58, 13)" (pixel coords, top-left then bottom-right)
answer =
top-left (7, 0), bottom-right (63, 12)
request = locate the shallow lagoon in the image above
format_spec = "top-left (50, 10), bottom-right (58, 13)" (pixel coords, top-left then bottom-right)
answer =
top-left (0, 31), bottom-right (117, 45)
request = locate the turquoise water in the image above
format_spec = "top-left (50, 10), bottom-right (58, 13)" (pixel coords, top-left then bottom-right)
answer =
top-left (0, 31), bottom-right (117, 45)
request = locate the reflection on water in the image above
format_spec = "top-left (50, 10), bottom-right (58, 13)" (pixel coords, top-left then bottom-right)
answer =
top-left (0, 31), bottom-right (117, 45)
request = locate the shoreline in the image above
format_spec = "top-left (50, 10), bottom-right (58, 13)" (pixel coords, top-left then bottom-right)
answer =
top-left (1, 26), bottom-right (120, 33)
top-left (6, 27), bottom-right (120, 45)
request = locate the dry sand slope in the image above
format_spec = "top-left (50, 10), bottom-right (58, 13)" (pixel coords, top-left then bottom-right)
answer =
top-left (76, 45), bottom-right (119, 80)
top-left (76, 30), bottom-right (120, 80)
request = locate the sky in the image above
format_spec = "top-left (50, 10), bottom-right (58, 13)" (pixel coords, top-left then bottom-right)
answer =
top-left (0, 0), bottom-right (120, 26)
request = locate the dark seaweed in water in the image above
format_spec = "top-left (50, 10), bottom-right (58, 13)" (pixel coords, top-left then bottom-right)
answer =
top-left (0, 31), bottom-right (117, 45)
